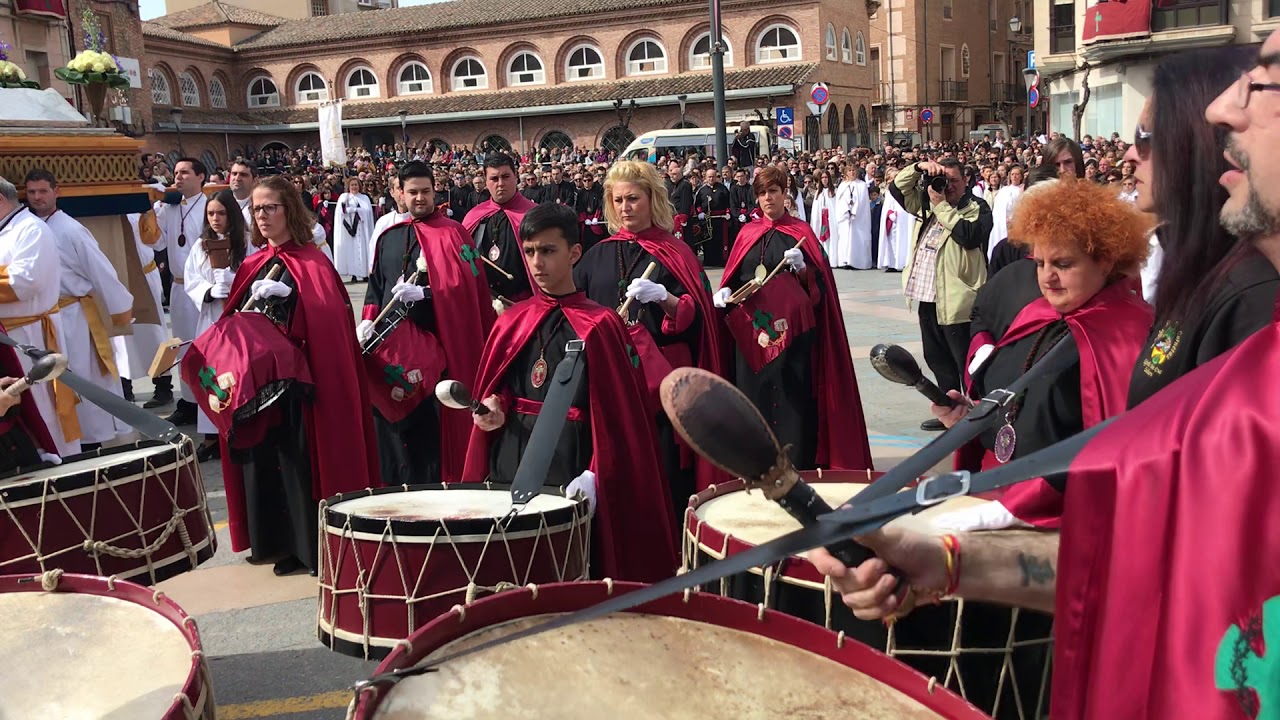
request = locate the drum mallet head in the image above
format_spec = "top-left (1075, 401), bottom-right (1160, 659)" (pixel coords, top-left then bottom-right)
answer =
top-left (869, 343), bottom-right (957, 407)
top-left (27, 352), bottom-right (67, 384)
top-left (435, 380), bottom-right (489, 415)
top-left (659, 367), bottom-right (783, 483)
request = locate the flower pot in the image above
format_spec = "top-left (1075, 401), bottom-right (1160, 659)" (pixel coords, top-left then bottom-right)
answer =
top-left (85, 81), bottom-right (107, 126)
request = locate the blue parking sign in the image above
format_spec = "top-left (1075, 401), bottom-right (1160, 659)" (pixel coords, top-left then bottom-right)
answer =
top-left (775, 107), bottom-right (794, 126)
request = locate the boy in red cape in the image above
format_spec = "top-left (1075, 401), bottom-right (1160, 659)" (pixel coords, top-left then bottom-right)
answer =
top-left (462, 203), bottom-right (677, 583)
top-left (360, 161), bottom-right (495, 484)
top-left (462, 153), bottom-right (537, 306)
top-left (212, 176), bottom-right (378, 576)
top-left (716, 165), bottom-right (873, 472)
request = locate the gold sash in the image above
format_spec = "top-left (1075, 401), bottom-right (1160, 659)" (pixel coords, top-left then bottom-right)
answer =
top-left (142, 259), bottom-right (157, 274)
top-left (58, 295), bottom-right (118, 379)
top-left (3, 304), bottom-right (81, 443)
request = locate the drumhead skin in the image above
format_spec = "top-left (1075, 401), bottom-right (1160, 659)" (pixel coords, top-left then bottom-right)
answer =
top-left (331, 488), bottom-right (575, 522)
top-left (354, 582), bottom-right (990, 720)
top-left (0, 573), bottom-right (210, 719)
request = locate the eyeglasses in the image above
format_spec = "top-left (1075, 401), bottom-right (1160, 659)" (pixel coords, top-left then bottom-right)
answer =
top-left (1233, 72), bottom-right (1280, 109)
top-left (1133, 124), bottom-right (1152, 159)
top-left (251, 203), bottom-right (282, 216)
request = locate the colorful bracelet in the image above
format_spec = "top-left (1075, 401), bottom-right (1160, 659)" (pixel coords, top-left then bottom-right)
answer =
top-left (941, 533), bottom-right (962, 597)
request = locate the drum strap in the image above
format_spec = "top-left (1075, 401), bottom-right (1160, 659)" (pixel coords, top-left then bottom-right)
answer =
top-left (357, 417), bottom-right (1110, 693)
top-left (508, 339), bottom-right (586, 507)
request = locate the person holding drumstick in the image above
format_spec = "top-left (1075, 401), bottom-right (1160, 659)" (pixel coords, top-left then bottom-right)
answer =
top-left (713, 165), bottom-right (872, 473)
top-left (811, 37), bottom-right (1280, 718)
top-left (463, 203), bottom-right (677, 582)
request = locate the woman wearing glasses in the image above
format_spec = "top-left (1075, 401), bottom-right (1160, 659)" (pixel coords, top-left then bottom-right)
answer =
top-left (211, 176), bottom-right (379, 576)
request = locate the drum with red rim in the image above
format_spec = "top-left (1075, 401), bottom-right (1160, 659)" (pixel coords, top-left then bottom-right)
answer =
top-left (0, 571), bottom-right (215, 718)
top-left (684, 469), bottom-right (1052, 720)
top-left (318, 483), bottom-right (590, 659)
top-left (350, 580), bottom-right (993, 719)
top-left (0, 440), bottom-right (217, 584)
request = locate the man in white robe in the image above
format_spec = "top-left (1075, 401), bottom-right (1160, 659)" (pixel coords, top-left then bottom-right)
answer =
top-left (367, 175), bottom-right (408, 275)
top-left (0, 176), bottom-right (78, 457)
top-left (833, 169), bottom-right (874, 269)
top-left (153, 158), bottom-right (208, 425)
top-left (334, 178), bottom-right (374, 281)
top-left (877, 167), bottom-right (913, 271)
top-left (25, 169), bottom-right (134, 449)
top-left (111, 209), bottom-right (169, 404)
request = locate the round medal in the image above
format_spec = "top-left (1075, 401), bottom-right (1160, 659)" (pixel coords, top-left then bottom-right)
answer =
top-left (488, 244), bottom-right (501, 262)
top-left (531, 356), bottom-right (549, 389)
top-left (177, 233), bottom-right (186, 248)
top-left (754, 264), bottom-right (768, 283)
top-left (993, 424), bottom-right (1017, 464)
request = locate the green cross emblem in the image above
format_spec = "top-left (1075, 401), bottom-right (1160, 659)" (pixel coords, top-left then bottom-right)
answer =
top-left (383, 364), bottom-right (415, 392)
top-left (1216, 595), bottom-right (1280, 718)
top-left (198, 366), bottom-right (228, 403)
top-left (1094, 9), bottom-right (1103, 32)
top-left (752, 309), bottom-right (780, 341)
top-left (618, 277), bottom-right (629, 291)
top-left (626, 344), bottom-right (640, 369)
top-left (459, 244), bottom-right (480, 277)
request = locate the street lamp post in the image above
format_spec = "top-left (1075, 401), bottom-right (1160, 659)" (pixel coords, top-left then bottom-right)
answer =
top-left (170, 107), bottom-right (184, 156)
top-left (397, 109), bottom-right (408, 151)
top-left (677, 94), bottom-right (688, 128)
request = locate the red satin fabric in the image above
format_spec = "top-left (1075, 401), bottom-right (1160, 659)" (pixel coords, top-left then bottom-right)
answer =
top-left (218, 241), bottom-right (379, 552)
top-left (461, 291), bottom-right (677, 582)
top-left (0, 327), bottom-right (56, 454)
top-left (461, 195), bottom-right (537, 290)
top-left (1053, 304), bottom-right (1280, 719)
top-left (722, 213), bottom-right (874, 472)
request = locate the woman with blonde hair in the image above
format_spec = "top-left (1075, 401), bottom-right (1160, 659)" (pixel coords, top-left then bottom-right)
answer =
top-left (574, 160), bottom-right (725, 503)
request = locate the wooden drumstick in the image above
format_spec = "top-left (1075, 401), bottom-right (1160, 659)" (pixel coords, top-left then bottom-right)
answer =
top-left (617, 262), bottom-right (659, 317)
top-left (370, 270), bottom-right (422, 327)
top-left (4, 352), bottom-right (67, 397)
top-left (727, 238), bottom-right (805, 306)
top-left (240, 264), bottom-right (286, 312)
top-left (481, 255), bottom-right (515, 281)
top-left (763, 237), bottom-right (805, 285)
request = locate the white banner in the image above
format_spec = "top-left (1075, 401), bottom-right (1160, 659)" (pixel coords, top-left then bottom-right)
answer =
top-left (319, 100), bottom-right (347, 167)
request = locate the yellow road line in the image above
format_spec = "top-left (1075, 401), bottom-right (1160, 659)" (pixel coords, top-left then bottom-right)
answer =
top-left (214, 520), bottom-right (229, 531)
top-left (217, 690), bottom-right (351, 719)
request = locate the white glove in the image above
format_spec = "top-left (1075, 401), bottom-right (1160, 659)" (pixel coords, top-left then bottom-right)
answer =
top-left (356, 319), bottom-right (374, 344)
top-left (783, 247), bottom-right (806, 272)
top-left (447, 208), bottom-right (454, 217)
top-left (38, 450), bottom-right (61, 466)
top-left (932, 501), bottom-right (1031, 533)
top-left (565, 469), bottom-right (597, 515)
top-left (968, 343), bottom-right (995, 376)
top-left (738, 214), bottom-right (747, 222)
top-left (210, 282), bottom-right (230, 300)
top-left (698, 212), bottom-right (707, 220)
top-left (213, 268), bottom-right (235, 286)
top-left (585, 218), bottom-right (598, 226)
top-left (250, 279), bottom-right (292, 302)
top-left (392, 282), bottom-right (426, 305)
top-left (713, 287), bottom-right (732, 308)
top-left (625, 278), bottom-right (669, 305)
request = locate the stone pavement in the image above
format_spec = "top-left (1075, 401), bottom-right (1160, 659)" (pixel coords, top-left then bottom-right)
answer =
top-left (124, 267), bottom-right (943, 719)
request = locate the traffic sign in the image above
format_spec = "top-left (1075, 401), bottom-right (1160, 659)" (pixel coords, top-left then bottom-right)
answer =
top-left (810, 83), bottom-right (829, 105)
top-left (1027, 50), bottom-right (1036, 70)
top-left (806, 101), bottom-right (829, 117)
top-left (778, 125), bottom-right (794, 139)
top-left (775, 107), bottom-right (794, 125)
top-left (920, 108), bottom-right (934, 123)
top-left (1029, 87), bottom-right (1040, 108)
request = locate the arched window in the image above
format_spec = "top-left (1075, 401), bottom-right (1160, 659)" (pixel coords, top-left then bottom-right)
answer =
top-left (200, 151), bottom-right (219, 176)
top-left (825, 24), bottom-right (837, 60)
top-left (566, 44), bottom-right (605, 81)
top-left (179, 71), bottom-right (200, 106)
top-left (690, 33), bottom-right (733, 69)
top-left (625, 39), bottom-right (667, 76)
top-left (209, 77), bottom-right (227, 108)
top-left (508, 52), bottom-right (545, 86)
top-left (856, 32), bottom-right (867, 66)
top-left (600, 125), bottom-right (636, 155)
top-left (295, 71), bottom-right (328, 103)
top-left (247, 76), bottom-right (279, 108)
top-left (427, 138), bottom-right (450, 155)
top-left (452, 57), bottom-right (487, 91)
top-left (539, 130), bottom-right (574, 152)
top-left (398, 62), bottom-right (432, 95)
top-left (857, 105), bottom-right (871, 147)
top-left (149, 69), bottom-right (171, 105)
top-left (480, 134), bottom-right (511, 153)
top-left (827, 104), bottom-right (841, 149)
top-left (841, 29), bottom-right (853, 64)
top-left (345, 67), bottom-right (379, 99)
top-left (756, 25), bottom-right (801, 63)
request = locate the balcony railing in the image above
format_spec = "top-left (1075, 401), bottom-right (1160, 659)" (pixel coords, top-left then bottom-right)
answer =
top-left (993, 82), bottom-right (1027, 103)
top-left (1049, 23), bottom-right (1075, 54)
top-left (939, 80), bottom-right (968, 103)
top-left (874, 82), bottom-right (891, 104)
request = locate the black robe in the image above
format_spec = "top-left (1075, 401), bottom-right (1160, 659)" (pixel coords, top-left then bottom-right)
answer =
top-left (363, 223), bottom-right (442, 485)
top-left (728, 183), bottom-right (755, 248)
top-left (695, 183), bottom-right (731, 268)
top-left (0, 412), bottom-right (41, 475)
top-left (520, 185), bottom-right (545, 204)
top-left (489, 308), bottom-right (592, 486)
top-left (474, 210), bottom-right (532, 301)
top-left (542, 180), bottom-right (577, 207)
top-left (665, 178), bottom-right (695, 248)
top-left (724, 230), bottom-right (821, 469)
top-left (449, 186), bottom-right (472, 220)
top-left (575, 184), bottom-right (606, 252)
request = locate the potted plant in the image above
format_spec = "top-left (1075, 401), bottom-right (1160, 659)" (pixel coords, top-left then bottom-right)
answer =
top-left (0, 40), bottom-right (37, 89)
top-left (54, 9), bottom-right (129, 125)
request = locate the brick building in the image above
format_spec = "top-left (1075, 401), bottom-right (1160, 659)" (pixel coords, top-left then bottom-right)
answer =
top-left (870, 0), bottom-right (1041, 144)
top-left (164, 0), bottom-right (398, 20)
top-left (129, 0), bottom-right (876, 171)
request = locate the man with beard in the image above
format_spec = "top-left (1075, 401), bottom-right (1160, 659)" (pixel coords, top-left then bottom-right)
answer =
top-left (360, 161), bottom-right (494, 484)
top-left (694, 167), bottom-right (731, 267)
top-left (664, 161), bottom-right (694, 246)
top-left (464, 154), bottom-right (537, 305)
top-left (575, 170), bottom-right (606, 251)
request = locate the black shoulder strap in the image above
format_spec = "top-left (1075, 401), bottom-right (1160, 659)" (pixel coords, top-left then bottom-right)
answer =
top-left (509, 338), bottom-right (587, 506)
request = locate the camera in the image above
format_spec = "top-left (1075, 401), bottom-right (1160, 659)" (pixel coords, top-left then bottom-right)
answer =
top-left (924, 174), bottom-right (948, 193)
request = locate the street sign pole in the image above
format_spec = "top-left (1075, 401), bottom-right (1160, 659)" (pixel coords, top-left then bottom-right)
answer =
top-left (710, 0), bottom-right (728, 169)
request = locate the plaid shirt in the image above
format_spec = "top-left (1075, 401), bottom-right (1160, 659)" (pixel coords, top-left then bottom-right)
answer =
top-left (904, 218), bottom-right (946, 303)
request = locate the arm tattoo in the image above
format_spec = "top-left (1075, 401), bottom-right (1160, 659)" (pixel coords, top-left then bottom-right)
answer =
top-left (1017, 553), bottom-right (1055, 587)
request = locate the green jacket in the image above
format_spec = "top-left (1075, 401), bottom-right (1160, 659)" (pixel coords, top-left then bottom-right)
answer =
top-left (892, 164), bottom-right (992, 325)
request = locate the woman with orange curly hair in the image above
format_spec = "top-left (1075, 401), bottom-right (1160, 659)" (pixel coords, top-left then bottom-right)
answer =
top-left (930, 179), bottom-right (1154, 527)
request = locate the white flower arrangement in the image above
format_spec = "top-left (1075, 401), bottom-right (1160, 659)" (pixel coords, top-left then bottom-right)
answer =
top-left (66, 50), bottom-right (118, 75)
top-left (0, 61), bottom-right (26, 82)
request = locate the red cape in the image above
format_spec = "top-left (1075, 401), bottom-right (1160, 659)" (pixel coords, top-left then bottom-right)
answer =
top-left (218, 241), bottom-right (379, 552)
top-left (599, 225), bottom-right (728, 491)
top-left (1051, 303), bottom-right (1280, 719)
top-left (462, 195), bottom-right (537, 293)
top-left (722, 213), bottom-right (873, 472)
top-left (461, 291), bottom-right (678, 582)
top-left (958, 280), bottom-right (1152, 527)
top-left (0, 327), bottom-right (56, 455)
top-left (365, 212), bottom-right (496, 480)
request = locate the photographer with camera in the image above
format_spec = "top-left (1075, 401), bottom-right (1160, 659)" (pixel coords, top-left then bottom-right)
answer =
top-left (890, 157), bottom-right (992, 431)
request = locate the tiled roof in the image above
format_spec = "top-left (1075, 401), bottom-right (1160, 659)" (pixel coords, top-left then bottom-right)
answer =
top-left (172, 63), bottom-right (817, 127)
top-left (151, 1), bottom-right (287, 30)
top-left (234, 0), bottom-right (701, 51)
top-left (141, 22), bottom-right (235, 50)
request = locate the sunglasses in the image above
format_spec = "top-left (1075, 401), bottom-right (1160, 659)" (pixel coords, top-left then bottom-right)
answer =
top-left (1134, 124), bottom-right (1152, 159)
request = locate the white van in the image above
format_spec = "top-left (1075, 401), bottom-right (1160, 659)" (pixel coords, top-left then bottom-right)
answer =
top-left (968, 123), bottom-right (1012, 144)
top-left (623, 125), bottom-right (788, 164)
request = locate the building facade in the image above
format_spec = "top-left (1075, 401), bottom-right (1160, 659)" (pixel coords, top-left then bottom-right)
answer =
top-left (164, 0), bottom-right (398, 21)
top-left (1033, 0), bottom-right (1278, 139)
top-left (870, 0), bottom-right (1042, 144)
top-left (2, 1), bottom-right (74, 102)
top-left (128, 0), bottom-right (875, 171)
